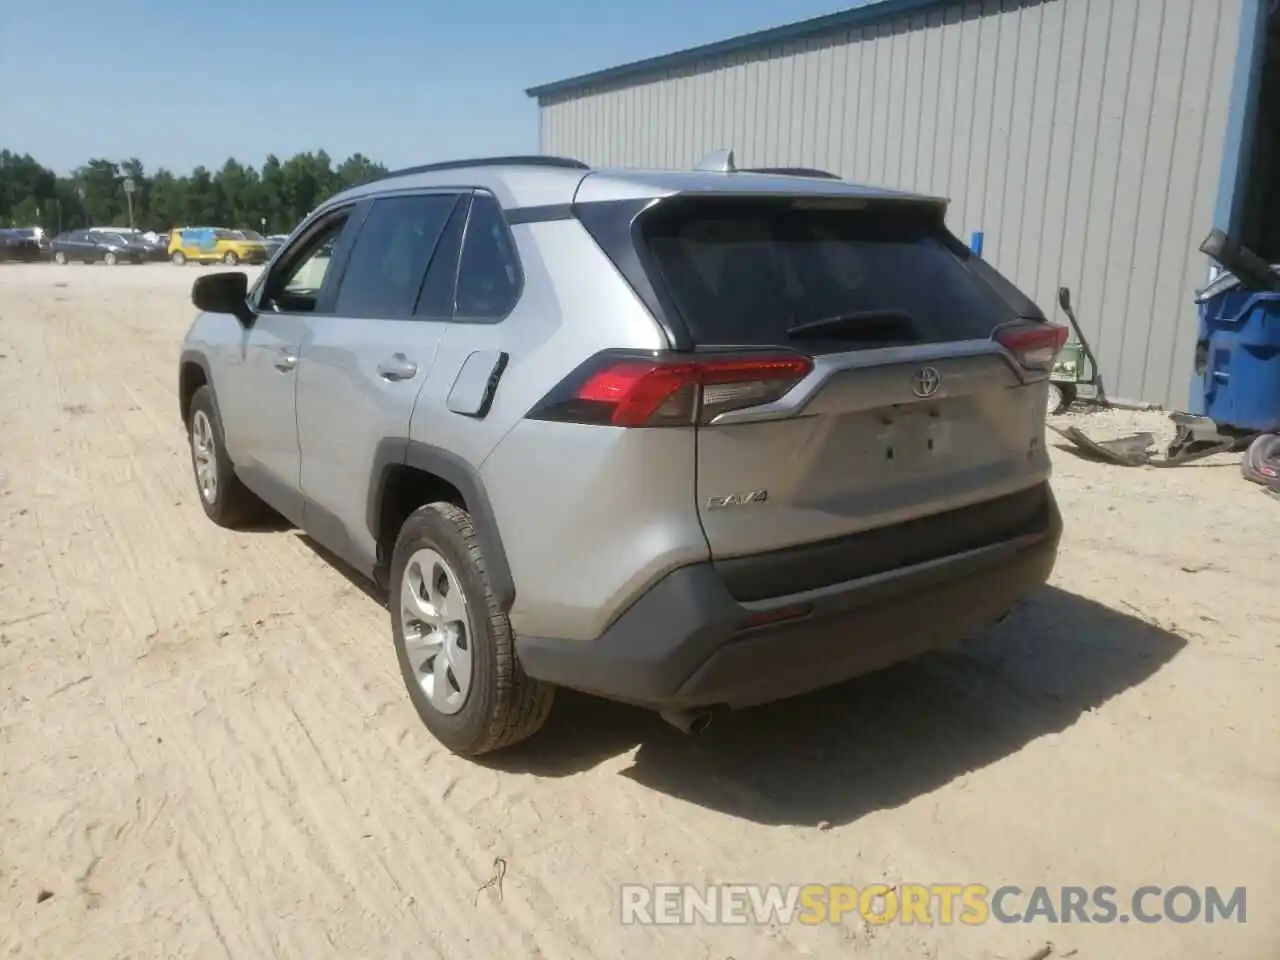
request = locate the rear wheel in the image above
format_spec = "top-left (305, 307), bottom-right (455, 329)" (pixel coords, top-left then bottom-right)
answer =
top-left (1047, 382), bottom-right (1075, 415)
top-left (390, 503), bottom-right (553, 757)
top-left (223, 251), bottom-right (239, 265)
top-left (187, 386), bottom-right (270, 527)
top-left (171, 250), bottom-right (186, 265)
top-left (103, 251), bottom-right (117, 266)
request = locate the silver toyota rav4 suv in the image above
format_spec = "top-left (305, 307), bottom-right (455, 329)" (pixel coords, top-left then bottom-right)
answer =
top-left (179, 152), bottom-right (1064, 757)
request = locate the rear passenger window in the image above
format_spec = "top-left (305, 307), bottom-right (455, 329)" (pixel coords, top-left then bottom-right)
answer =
top-left (414, 198), bottom-right (468, 320)
top-left (334, 193), bottom-right (460, 319)
top-left (454, 194), bottom-right (522, 321)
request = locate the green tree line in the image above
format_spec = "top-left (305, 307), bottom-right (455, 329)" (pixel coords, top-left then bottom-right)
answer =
top-left (0, 149), bottom-right (389, 235)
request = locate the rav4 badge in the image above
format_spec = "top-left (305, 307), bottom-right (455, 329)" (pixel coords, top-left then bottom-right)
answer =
top-left (706, 489), bottom-right (769, 510)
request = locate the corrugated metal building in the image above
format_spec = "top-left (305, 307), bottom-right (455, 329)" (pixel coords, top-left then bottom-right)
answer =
top-left (527, 0), bottom-right (1280, 409)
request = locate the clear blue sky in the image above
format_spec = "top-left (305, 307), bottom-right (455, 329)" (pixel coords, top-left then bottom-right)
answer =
top-left (1, 0), bottom-right (852, 176)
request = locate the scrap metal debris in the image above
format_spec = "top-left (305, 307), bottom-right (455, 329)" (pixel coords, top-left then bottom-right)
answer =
top-left (475, 856), bottom-right (507, 905)
top-left (1048, 423), bottom-right (1241, 468)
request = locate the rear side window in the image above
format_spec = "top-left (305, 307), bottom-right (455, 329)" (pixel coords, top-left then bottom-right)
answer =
top-left (414, 197), bottom-right (468, 320)
top-left (638, 197), bottom-right (1018, 351)
top-left (334, 193), bottom-right (460, 319)
top-left (454, 194), bottom-right (522, 321)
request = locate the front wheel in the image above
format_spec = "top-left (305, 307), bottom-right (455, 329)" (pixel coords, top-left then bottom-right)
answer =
top-left (53, 251), bottom-right (67, 265)
top-left (390, 503), bottom-right (553, 757)
top-left (103, 251), bottom-right (117, 266)
top-left (222, 251), bottom-right (239, 265)
top-left (171, 250), bottom-right (186, 265)
top-left (186, 386), bottom-right (270, 527)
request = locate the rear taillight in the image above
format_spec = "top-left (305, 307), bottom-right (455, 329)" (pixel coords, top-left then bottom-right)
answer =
top-left (527, 351), bottom-right (814, 427)
top-left (995, 322), bottom-right (1069, 370)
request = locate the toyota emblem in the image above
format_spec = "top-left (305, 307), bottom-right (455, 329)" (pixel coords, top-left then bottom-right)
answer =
top-left (911, 366), bottom-right (942, 398)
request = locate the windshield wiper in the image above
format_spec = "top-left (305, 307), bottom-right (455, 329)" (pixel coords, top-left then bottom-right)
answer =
top-left (786, 309), bottom-right (919, 340)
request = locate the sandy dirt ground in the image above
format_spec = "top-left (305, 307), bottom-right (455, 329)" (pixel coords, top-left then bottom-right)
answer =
top-left (0, 263), bottom-right (1276, 960)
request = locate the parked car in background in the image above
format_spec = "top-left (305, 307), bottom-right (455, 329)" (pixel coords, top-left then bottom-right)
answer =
top-left (85, 227), bottom-right (167, 259)
top-left (178, 153), bottom-right (1065, 757)
top-left (51, 229), bottom-right (150, 265)
top-left (13, 227), bottom-right (50, 257)
top-left (132, 232), bottom-right (169, 261)
top-left (0, 228), bottom-right (46, 262)
top-left (168, 227), bottom-right (270, 266)
top-left (236, 229), bottom-right (284, 260)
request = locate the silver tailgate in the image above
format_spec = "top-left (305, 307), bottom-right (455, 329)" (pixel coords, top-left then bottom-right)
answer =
top-left (696, 342), bottom-right (1050, 559)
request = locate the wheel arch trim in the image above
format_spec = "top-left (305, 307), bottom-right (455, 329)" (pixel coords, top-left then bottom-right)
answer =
top-left (178, 349), bottom-right (216, 425)
top-left (368, 438), bottom-right (516, 611)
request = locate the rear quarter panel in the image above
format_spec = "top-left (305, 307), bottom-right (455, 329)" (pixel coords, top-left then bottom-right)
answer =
top-left (409, 217), bottom-right (708, 640)
top-left (481, 421), bottom-right (707, 641)
top-left (407, 218), bottom-right (666, 467)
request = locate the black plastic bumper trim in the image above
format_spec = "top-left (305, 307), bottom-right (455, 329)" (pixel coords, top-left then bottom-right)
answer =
top-left (515, 493), bottom-right (1061, 710)
top-left (714, 482), bottom-right (1052, 602)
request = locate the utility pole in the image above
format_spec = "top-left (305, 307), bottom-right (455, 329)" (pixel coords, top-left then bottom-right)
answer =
top-left (123, 178), bottom-right (136, 230)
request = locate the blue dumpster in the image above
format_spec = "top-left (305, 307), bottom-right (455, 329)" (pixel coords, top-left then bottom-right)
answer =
top-left (1188, 276), bottom-right (1280, 434)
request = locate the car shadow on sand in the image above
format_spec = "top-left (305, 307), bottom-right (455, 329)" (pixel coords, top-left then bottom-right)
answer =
top-left (289, 533), bottom-right (1186, 828)
top-left (484, 586), bottom-right (1186, 827)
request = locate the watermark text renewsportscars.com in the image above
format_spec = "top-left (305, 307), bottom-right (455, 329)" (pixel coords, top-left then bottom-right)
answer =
top-left (620, 883), bottom-right (1247, 927)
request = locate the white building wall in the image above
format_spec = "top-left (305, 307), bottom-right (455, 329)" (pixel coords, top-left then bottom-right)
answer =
top-left (536, 0), bottom-right (1246, 409)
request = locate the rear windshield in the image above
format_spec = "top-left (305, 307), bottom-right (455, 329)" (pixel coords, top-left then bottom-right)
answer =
top-left (639, 197), bottom-right (1018, 350)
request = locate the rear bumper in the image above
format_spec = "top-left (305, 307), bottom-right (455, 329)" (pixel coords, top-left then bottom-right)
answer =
top-left (515, 491), bottom-right (1061, 711)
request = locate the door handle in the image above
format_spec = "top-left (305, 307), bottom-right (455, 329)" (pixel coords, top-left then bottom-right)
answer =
top-left (275, 350), bottom-right (298, 372)
top-left (377, 354), bottom-right (419, 381)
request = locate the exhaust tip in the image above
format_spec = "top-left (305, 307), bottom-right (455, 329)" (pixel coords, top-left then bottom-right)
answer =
top-left (687, 711), bottom-right (713, 735)
top-left (660, 708), bottom-right (715, 736)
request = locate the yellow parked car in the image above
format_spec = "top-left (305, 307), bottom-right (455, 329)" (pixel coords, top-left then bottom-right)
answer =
top-left (168, 227), bottom-right (271, 266)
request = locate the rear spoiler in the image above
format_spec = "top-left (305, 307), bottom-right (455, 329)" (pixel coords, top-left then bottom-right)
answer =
top-left (944, 231), bottom-right (1046, 321)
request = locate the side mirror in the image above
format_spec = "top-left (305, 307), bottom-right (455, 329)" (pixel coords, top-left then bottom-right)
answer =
top-left (1057, 287), bottom-right (1072, 312)
top-left (192, 271), bottom-right (254, 325)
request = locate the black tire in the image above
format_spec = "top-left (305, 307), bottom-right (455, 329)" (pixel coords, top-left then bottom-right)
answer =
top-left (390, 503), bottom-right (553, 756)
top-left (1047, 382), bottom-right (1075, 415)
top-left (186, 385), bottom-right (270, 527)
top-left (171, 251), bottom-right (186, 265)
top-left (223, 251), bottom-right (239, 265)
top-left (1241, 433), bottom-right (1280, 485)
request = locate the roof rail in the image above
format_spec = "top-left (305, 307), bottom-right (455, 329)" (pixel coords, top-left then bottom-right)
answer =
top-left (376, 155), bottom-right (589, 181)
top-left (743, 166), bottom-right (842, 180)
